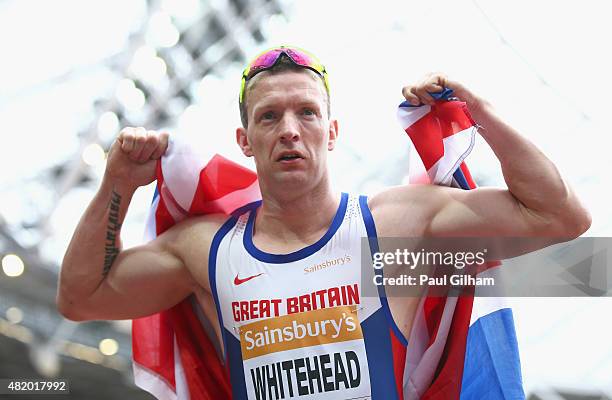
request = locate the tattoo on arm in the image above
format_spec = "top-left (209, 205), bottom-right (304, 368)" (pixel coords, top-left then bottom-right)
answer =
top-left (103, 190), bottom-right (122, 276)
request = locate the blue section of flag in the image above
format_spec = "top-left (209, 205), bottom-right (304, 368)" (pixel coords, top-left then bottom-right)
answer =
top-left (453, 168), bottom-right (471, 190)
top-left (460, 309), bottom-right (525, 400)
top-left (151, 186), bottom-right (159, 203)
top-left (399, 87), bottom-right (455, 108)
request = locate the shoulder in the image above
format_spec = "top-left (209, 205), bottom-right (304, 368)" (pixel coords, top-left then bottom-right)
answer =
top-left (163, 213), bottom-right (233, 246)
top-left (170, 200), bottom-right (261, 243)
top-left (367, 185), bottom-right (451, 236)
top-left (369, 184), bottom-right (452, 206)
top-left (155, 213), bottom-right (237, 288)
top-left (153, 213), bottom-right (235, 260)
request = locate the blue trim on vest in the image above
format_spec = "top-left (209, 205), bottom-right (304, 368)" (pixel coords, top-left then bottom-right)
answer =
top-left (231, 199), bottom-right (262, 217)
top-left (362, 308), bottom-right (402, 399)
top-left (242, 192), bottom-right (349, 263)
top-left (208, 214), bottom-right (245, 397)
top-left (358, 195), bottom-right (409, 346)
top-left (225, 329), bottom-right (249, 399)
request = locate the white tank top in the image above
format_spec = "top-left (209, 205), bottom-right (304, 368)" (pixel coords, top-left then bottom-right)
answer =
top-left (209, 193), bottom-right (408, 400)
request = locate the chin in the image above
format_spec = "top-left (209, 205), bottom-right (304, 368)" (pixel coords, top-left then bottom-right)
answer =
top-left (274, 171), bottom-right (311, 187)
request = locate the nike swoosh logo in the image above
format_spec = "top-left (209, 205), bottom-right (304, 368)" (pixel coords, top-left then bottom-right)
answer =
top-left (234, 272), bottom-right (264, 286)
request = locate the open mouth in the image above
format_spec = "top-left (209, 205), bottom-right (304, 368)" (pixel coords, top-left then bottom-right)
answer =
top-left (277, 153), bottom-right (303, 162)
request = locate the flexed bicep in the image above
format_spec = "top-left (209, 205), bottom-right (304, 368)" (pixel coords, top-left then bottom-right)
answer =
top-left (85, 241), bottom-right (196, 320)
top-left (61, 233), bottom-right (196, 321)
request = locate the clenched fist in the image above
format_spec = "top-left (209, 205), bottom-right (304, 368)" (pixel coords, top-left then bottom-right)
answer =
top-left (401, 73), bottom-right (480, 109)
top-left (105, 127), bottom-right (169, 189)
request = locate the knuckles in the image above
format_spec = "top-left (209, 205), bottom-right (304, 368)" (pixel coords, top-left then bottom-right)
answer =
top-left (402, 73), bottom-right (452, 104)
top-left (114, 127), bottom-right (169, 158)
top-left (119, 127), bottom-right (162, 143)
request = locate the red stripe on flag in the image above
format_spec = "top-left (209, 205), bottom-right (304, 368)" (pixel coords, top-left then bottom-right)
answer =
top-left (390, 329), bottom-right (407, 400)
top-left (170, 300), bottom-right (231, 400)
top-left (132, 313), bottom-right (177, 390)
top-left (191, 154), bottom-right (258, 209)
top-left (459, 162), bottom-right (476, 189)
top-left (423, 297), bottom-right (445, 346)
top-left (405, 101), bottom-right (475, 170)
top-left (154, 195), bottom-right (176, 235)
top-left (421, 295), bottom-right (473, 400)
top-left (405, 115), bottom-right (444, 171)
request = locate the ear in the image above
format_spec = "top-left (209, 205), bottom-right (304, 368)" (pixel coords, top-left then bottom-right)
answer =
top-left (236, 127), bottom-right (253, 157)
top-left (327, 119), bottom-right (339, 151)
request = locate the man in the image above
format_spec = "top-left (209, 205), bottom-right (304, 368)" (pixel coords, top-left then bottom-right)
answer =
top-left (58, 46), bottom-right (590, 398)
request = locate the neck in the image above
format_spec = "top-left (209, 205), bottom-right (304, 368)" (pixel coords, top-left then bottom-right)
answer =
top-left (255, 179), bottom-right (339, 246)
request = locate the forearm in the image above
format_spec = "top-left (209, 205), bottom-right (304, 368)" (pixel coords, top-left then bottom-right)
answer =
top-left (58, 175), bottom-right (136, 309)
top-left (466, 96), bottom-right (589, 231)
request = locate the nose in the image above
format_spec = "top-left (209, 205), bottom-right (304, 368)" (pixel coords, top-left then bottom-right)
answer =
top-left (278, 112), bottom-right (300, 142)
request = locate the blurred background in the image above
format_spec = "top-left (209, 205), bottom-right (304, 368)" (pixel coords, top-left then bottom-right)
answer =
top-left (1, 0), bottom-right (611, 398)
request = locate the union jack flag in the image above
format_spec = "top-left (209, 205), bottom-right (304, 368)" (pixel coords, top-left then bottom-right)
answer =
top-left (397, 89), bottom-right (524, 400)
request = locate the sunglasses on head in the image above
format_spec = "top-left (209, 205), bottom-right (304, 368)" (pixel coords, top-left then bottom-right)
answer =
top-left (239, 46), bottom-right (329, 104)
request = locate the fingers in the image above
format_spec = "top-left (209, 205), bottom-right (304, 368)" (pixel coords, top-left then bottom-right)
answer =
top-left (402, 73), bottom-right (449, 106)
top-left (118, 128), bottom-right (135, 152)
top-left (136, 132), bottom-right (159, 163)
top-left (402, 87), bottom-right (420, 106)
top-left (151, 131), bottom-right (170, 160)
top-left (127, 127), bottom-right (148, 161)
top-left (117, 127), bottom-right (169, 163)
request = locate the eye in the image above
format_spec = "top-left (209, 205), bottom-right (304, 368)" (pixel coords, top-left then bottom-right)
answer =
top-left (261, 111), bottom-right (276, 121)
top-left (302, 108), bottom-right (315, 116)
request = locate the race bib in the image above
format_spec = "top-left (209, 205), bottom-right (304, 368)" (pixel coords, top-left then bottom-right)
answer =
top-left (240, 305), bottom-right (371, 400)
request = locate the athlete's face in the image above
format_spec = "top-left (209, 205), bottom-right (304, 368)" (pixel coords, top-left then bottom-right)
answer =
top-left (236, 70), bottom-right (338, 191)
